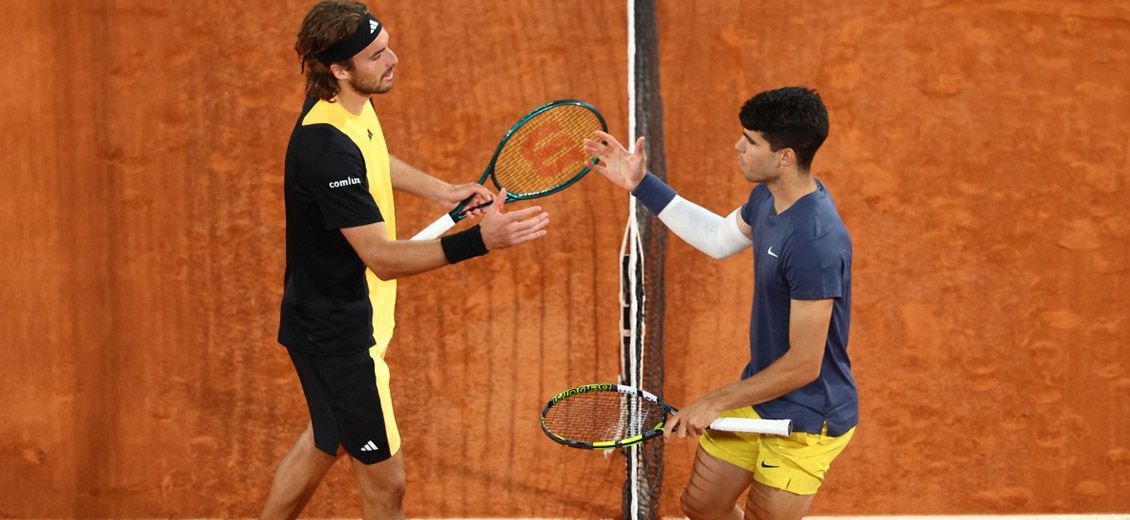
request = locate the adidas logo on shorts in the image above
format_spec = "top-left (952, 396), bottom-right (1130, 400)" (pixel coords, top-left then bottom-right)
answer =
top-left (359, 440), bottom-right (380, 452)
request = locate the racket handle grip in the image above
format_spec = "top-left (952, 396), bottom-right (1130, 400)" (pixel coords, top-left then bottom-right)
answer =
top-left (464, 198), bottom-right (497, 213)
top-left (411, 214), bottom-right (457, 241)
top-left (709, 417), bottom-right (793, 436)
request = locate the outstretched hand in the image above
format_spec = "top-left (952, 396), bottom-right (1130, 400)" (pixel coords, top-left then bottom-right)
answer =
top-left (479, 189), bottom-right (550, 250)
top-left (582, 131), bottom-right (648, 191)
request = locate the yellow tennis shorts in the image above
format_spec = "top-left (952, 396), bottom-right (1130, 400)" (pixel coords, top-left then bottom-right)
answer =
top-left (699, 406), bottom-right (854, 495)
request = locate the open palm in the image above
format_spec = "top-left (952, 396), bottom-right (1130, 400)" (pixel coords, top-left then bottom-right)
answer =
top-left (582, 131), bottom-right (648, 191)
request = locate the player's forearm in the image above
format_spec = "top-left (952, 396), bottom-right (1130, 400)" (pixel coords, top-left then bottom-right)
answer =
top-left (359, 239), bottom-right (451, 280)
top-left (345, 223), bottom-right (489, 280)
top-left (703, 352), bottom-right (822, 412)
top-left (707, 304), bottom-right (829, 410)
top-left (631, 173), bottom-right (751, 259)
top-left (389, 154), bottom-right (446, 201)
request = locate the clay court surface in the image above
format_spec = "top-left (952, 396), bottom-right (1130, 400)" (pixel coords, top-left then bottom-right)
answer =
top-left (2, 0), bottom-right (1128, 517)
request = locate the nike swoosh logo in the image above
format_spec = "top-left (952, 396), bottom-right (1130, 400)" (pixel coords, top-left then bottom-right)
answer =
top-left (760, 461), bottom-right (779, 468)
top-left (767, 247), bottom-right (779, 258)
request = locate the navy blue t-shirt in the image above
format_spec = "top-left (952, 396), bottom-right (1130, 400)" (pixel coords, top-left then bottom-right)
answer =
top-left (740, 180), bottom-right (857, 436)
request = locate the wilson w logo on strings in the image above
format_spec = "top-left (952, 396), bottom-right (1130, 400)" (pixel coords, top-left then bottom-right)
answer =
top-left (519, 121), bottom-right (587, 177)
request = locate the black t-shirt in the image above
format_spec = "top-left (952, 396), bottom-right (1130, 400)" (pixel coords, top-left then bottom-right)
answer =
top-left (278, 97), bottom-right (384, 355)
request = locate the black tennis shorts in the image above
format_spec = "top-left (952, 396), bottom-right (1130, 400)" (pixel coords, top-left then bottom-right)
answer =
top-left (287, 347), bottom-right (399, 465)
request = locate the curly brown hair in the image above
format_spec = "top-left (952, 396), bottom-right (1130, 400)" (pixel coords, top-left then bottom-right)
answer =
top-left (295, 1), bottom-right (368, 101)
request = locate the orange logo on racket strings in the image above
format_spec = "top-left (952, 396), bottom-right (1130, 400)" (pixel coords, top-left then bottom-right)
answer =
top-left (519, 121), bottom-right (588, 177)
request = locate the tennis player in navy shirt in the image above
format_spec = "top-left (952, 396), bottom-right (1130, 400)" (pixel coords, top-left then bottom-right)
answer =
top-left (584, 87), bottom-right (857, 520)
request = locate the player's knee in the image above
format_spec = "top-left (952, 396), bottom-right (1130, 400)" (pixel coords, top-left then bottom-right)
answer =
top-left (680, 488), bottom-right (729, 520)
top-left (360, 480), bottom-right (404, 504)
top-left (356, 464), bottom-right (406, 508)
top-left (360, 482), bottom-right (404, 515)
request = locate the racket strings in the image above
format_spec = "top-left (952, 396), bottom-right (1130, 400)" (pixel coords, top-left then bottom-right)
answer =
top-left (543, 390), bottom-right (666, 443)
top-left (494, 105), bottom-right (602, 196)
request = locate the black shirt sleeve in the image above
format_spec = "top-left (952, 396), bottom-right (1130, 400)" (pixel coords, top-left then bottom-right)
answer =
top-left (293, 124), bottom-right (384, 230)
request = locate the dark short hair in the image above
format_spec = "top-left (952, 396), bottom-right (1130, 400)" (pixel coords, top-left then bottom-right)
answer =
top-left (739, 87), bottom-right (829, 171)
top-left (295, 1), bottom-right (369, 101)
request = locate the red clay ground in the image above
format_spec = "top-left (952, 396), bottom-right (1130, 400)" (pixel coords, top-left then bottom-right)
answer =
top-left (1, 0), bottom-right (1127, 517)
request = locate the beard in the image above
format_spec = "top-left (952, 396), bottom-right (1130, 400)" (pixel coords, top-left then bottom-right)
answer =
top-left (349, 69), bottom-right (393, 95)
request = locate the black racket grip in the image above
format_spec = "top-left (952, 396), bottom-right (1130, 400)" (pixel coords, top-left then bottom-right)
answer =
top-left (448, 193), bottom-right (477, 222)
top-left (463, 198), bottom-right (497, 214)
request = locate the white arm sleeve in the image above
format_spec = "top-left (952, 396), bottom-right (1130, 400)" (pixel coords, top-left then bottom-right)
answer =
top-left (655, 197), bottom-right (752, 259)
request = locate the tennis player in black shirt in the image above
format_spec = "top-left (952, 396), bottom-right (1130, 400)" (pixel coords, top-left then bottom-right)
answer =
top-left (260, 3), bottom-right (549, 518)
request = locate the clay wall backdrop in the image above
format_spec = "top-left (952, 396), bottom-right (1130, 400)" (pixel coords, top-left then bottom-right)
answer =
top-left (0, 0), bottom-right (1127, 517)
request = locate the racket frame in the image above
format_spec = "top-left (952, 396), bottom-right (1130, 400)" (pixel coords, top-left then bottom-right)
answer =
top-left (541, 383), bottom-right (795, 450)
top-left (540, 383), bottom-right (672, 450)
top-left (411, 99), bottom-right (607, 240)
top-left (483, 98), bottom-right (608, 202)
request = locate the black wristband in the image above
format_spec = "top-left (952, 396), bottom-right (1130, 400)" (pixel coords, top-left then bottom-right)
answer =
top-left (440, 225), bottom-right (489, 264)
